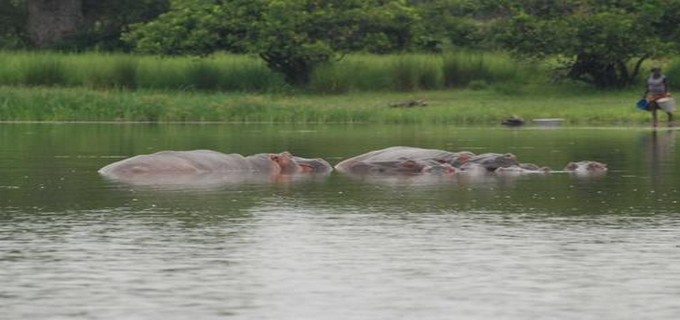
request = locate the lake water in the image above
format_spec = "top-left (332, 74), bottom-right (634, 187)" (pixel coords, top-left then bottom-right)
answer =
top-left (1, 123), bottom-right (679, 319)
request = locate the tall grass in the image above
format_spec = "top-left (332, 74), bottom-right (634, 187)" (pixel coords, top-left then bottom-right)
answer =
top-left (0, 51), bottom-right (538, 94)
top-left (442, 51), bottom-right (534, 88)
top-left (0, 51), bottom-right (287, 92)
top-left (309, 52), bottom-right (532, 93)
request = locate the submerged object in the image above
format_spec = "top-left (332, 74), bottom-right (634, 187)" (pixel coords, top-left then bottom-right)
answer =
top-left (532, 118), bottom-right (564, 127)
top-left (501, 115), bottom-right (525, 127)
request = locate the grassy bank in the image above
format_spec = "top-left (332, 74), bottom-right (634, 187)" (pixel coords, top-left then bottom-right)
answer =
top-left (0, 85), bottom-right (650, 125)
top-left (1, 51), bottom-right (673, 125)
top-left (0, 51), bottom-right (539, 93)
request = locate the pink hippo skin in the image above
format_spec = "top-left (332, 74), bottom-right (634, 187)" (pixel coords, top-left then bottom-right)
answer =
top-left (460, 153), bottom-right (520, 171)
top-left (334, 146), bottom-right (466, 175)
top-left (99, 150), bottom-right (332, 181)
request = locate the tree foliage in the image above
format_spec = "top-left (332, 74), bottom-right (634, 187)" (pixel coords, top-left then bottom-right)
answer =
top-left (0, 0), bottom-right (168, 50)
top-left (123, 0), bottom-right (421, 85)
top-left (492, 0), bottom-right (678, 87)
top-left (0, 0), bottom-right (28, 48)
top-left (3, 0), bottom-right (680, 89)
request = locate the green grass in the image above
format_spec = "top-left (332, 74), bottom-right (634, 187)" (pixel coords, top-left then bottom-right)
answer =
top-left (0, 51), bottom-right (541, 93)
top-left (0, 51), bottom-right (288, 92)
top-left (0, 51), bottom-right (673, 124)
top-left (2, 51), bottom-right (676, 92)
top-left (0, 85), bottom-right (652, 125)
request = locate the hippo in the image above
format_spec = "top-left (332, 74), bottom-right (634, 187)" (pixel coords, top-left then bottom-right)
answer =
top-left (334, 146), bottom-right (465, 175)
top-left (459, 153), bottom-right (519, 171)
top-left (563, 161), bottom-right (608, 173)
top-left (339, 158), bottom-right (456, 175)
top-left (335, 146), bottom-right (608, 181)
top-left (494, 165), bottom-right (551, 175)
top-left (99, 150), bottom-right (332, 180)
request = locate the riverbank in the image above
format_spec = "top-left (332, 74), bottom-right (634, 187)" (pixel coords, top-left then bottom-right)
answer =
top-left (0, 85), bottom-right (651, 125)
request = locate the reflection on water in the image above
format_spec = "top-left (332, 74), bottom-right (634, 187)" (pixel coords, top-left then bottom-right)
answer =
top-left (101, 172), bottom-right (331, 191)
top-left (646, 129), bottom-right (676, 185)
top-left (1, 124), bottom-right (680, 319)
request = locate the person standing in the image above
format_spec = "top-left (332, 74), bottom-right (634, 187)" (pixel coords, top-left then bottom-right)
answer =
top-left (644, 67), bottom-right (673, 127)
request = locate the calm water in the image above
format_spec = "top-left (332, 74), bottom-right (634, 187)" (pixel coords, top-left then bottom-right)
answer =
top-left (1, 123), bottom-right (680, 319)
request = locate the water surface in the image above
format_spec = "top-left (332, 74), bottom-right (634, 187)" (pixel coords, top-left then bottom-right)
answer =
top-left (1, 124), bottom-right (679, 319)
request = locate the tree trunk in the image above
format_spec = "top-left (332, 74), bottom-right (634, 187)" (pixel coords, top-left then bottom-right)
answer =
top-left (568, 53), bottom-right (634, 88)
top-left (260, 52), bottom-right (314, 86)
top-left (27, 0), bottom-right (83, 47)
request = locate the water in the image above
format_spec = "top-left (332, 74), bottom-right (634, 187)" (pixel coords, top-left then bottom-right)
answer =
top-left (1, 123), bottom-right (680, 319)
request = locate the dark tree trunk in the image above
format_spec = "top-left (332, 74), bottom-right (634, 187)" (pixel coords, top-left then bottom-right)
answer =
top-left (260, 52), bottom-right (314, 86)
top-left (27, 0), bottom-right (83, 48)
top-left (568, 53), bottom-right (637, 88)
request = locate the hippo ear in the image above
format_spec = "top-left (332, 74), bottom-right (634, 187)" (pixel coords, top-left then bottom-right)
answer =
top-left (565, 162), bottom-right (577, 170)
top-left (588, 162), bottom-right (606, 170)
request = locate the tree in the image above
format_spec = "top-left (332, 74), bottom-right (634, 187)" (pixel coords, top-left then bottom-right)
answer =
top-left (408, 0), bottom-right (498, 51)
top-left (0, 0), bottom-right (28, 48)
top-left (492, 0), bottom-right (677, 88)
top-left (76, 0), bottom-right (170, 51)
top-left (123, 0), bottom-right (421, 86)
top-left (0, 0), bottom-right (170, 50)
top-left (26, 0), bottom-right (83, 48)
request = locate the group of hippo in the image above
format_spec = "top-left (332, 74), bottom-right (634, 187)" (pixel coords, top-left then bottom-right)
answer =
top-left (99, 146), bottom-right (607, 184)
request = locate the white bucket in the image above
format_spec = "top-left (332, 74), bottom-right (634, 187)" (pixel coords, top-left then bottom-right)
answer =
top-left (532, 118), bottom-right (564, 127)
top-left (657, 97), bottom-right (676, 112)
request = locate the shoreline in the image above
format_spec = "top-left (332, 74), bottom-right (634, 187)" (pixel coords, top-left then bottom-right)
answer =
top-left (0, 85), bottom-right (656, 125)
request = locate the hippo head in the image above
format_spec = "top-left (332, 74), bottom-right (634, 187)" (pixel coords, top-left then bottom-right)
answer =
top-left (294, 156), bottom-right (333, 174)
top-left (467, 153), bottom-right (519, 171)
top-left (421, 160), bottom-right (457, 174)
top-left (441, 151), bottom-right (475, 167)
top-left (269, 152), bottom-right (332, 174)
top-left (564, 161), bottom-right (607, 172)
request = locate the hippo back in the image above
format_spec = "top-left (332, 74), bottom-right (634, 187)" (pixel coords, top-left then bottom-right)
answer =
top-left (465, 153), bottom-right (519, 171)
top-left (99, 150), bottom-right (267, 178)
top-left (335, 146), bottom-right (466, 172)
